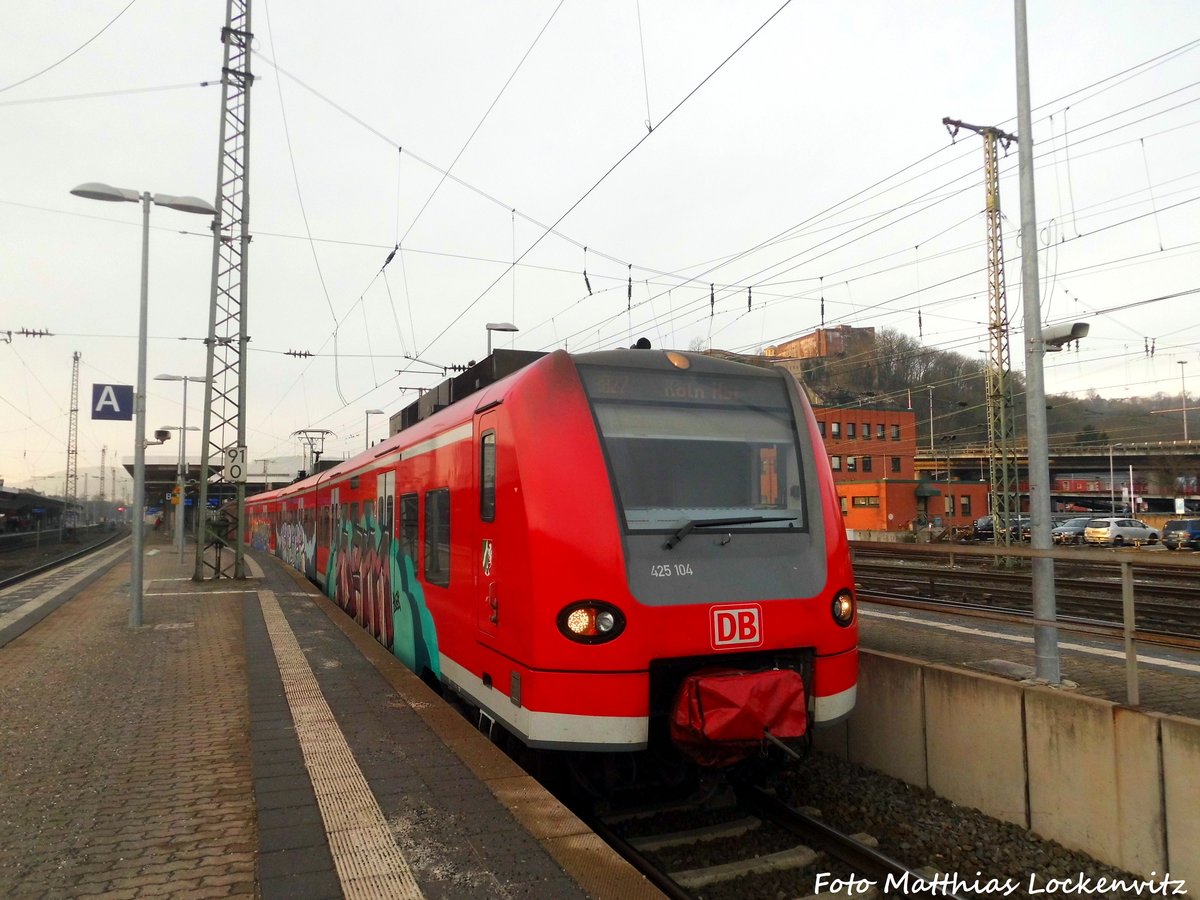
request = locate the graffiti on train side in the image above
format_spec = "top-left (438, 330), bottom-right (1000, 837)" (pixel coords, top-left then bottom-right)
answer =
top-left (325, 503), bottom-right (440, 680)
top-left (270, 505), bottom-right (317, 579)
top-left (249, 517), bottom-right (271, 551)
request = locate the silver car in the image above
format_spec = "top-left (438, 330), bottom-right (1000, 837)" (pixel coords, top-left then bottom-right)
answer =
top-left (1082, 517), bottom-right (1158, 547)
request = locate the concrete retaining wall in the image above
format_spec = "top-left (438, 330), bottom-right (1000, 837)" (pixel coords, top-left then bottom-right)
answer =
top-left (818, 650), bottom-right (1199, 884)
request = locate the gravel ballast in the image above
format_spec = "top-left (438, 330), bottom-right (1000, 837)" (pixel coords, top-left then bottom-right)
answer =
top-left (783, 751), bottom-right (1165, 899)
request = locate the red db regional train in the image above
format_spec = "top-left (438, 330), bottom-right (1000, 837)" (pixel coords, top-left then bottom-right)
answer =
top-left (245, 347), bottom-right (857, 771)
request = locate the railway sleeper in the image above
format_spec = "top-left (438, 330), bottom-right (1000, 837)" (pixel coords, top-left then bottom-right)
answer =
top-left (627, 815), bottom-right (762, 851)
top-left (669, 843), bottom-right (818, 889)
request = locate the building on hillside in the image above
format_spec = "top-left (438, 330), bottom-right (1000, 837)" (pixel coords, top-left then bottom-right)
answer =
top-left (764, 324), bottom-right (876, 362)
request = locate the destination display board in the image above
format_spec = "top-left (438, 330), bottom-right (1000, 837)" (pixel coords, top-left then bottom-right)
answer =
top-left (578, 366), bottom-right (787, 410)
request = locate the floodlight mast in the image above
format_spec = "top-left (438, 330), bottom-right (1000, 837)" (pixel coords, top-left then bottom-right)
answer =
top-left (1016, 0), bottom-right (1060, 684)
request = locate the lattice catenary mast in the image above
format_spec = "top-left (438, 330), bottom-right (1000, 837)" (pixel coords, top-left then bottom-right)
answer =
top-left (64, 351), bottom-right (81, 530)
top-left (943, 117), bottom-right (1020, 549)
top-left (195, 0), bottom-right (253, 580)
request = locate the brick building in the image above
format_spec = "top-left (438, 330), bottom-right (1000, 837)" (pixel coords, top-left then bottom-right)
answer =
top-left (810, 405), bottom-right (989, 534)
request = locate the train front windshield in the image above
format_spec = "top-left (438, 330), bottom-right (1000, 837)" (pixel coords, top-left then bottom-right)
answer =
top-left (577, 365), bottom-right (806, 534)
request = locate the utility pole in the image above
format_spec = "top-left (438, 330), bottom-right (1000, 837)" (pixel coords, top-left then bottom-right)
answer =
top-left (942, 117), bottom-right (1020, 553)
top-left (195, 0), bottom-right (253, 580)
top-left (64, 351), bottom-right (81, 535)
top-left (1014, 0), bottom-right (1060, 683)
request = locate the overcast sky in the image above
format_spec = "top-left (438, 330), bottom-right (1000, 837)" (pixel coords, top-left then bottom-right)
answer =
top-left (3, 1), bottom-right (1199, 494)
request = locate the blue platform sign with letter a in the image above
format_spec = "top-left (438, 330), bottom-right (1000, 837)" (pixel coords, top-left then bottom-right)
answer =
top-left (92, 384), bottom-right (134, 421)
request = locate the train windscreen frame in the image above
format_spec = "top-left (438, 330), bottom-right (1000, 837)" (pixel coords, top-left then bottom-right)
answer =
top-left (577, 365), bottom-right (807, 535)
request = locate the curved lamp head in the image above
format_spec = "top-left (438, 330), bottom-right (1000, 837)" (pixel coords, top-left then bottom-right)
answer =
top-left (70, 183), bottom-right (215, 217)
top-left (71, 182), bottom-right (139, 203)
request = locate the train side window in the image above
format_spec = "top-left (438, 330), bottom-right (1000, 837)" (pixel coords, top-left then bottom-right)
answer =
top-left (480, 431), bottom-right (497, 522)
top-left (424, 488), bottom-right (451, 587)
top-left (400, 493), bottom-right (419, 566)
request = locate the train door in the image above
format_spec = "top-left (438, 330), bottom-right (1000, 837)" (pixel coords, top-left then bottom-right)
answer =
top-left (475, 412), bottom-right (499, 638)
top-left (321, 486), bottom-right (339, 586)
top-left (375, 471), bottom-right (396, 647)
top-left (377, 471), bottom-right (395, 533)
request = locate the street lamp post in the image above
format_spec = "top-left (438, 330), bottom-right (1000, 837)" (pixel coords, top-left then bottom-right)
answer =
top-left (71, 183), bottom-right (215, 627)
top-left (1180, 360), bottom-right (1189, 442)
top-left (486, 321), bottom-right (519, 356)
top-left (365, 409), bottom-right (384, 451)
top-left (161, 425), bottom-right (200, 555)
top-left (156, 375), bottom-right (206, 563)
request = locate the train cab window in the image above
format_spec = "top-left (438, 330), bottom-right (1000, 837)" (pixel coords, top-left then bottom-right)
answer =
top-left (577, 366), bottom-right (807, 534)
top-left (424, 488), bottom-right (451, 587)
top-left (399, 494), bottom-right (419, 566)
top-left (480, 431), bottom-right (497, 522)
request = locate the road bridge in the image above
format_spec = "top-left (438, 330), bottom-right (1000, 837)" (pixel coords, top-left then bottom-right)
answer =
top-left (915, 439), bottom-right (1200, 513)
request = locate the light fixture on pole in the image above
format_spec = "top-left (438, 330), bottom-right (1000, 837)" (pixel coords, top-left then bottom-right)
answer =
top-left (1179, 360), bottom-right (1189, 442)
top-left (72, 182), bottom-right (216, 628)
top-left (160, 424), bottom-right (199, 551)
top-left (485, 322), bottom-right (519, 356)
top-left (156, 375), bottom-right (206, 563)
top-left (365, 409), bottom-right (385, 451)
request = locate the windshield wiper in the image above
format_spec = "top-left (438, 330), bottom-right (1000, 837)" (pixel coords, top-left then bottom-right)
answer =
top-left (663, 515), bottom-right (797, 550)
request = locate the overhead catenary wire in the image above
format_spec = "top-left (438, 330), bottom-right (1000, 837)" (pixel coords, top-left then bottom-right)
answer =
top-left (0, 0), bottom-right (141, 94)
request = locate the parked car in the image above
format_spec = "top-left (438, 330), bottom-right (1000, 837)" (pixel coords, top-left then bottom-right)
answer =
top-left (1162, 518), bottom-right (1200, 551)
top-left (969, 515), bottom-right (1029, 542)
top-left (1051, 516), bottom-right (1093, 545)
top-left (1082, 517), bottom-right (1158, 547)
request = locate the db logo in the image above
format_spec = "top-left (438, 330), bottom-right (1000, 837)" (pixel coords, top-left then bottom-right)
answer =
top-left (710, 604), bottom-right (763, 649)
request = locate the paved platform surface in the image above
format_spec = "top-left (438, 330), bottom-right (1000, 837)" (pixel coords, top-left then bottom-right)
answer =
top-left (0, 533), bottom-right (662, 900)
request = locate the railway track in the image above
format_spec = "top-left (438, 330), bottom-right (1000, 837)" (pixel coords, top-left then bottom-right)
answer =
top-left (590, 780), bottom-right (962, 899)
top-left (853, 550), bottom-right (1200, 638)
top-left (0, 527), bottom-right (128, 591)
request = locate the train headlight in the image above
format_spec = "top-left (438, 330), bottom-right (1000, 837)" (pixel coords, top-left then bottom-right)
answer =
top-left (831, 590), bottom-right (855, 627)
top-left (557, 601), bottom-right (625, 644)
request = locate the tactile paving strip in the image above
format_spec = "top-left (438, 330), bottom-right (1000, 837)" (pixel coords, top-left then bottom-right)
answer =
top-left (259, 589), bottom-right (424, 899)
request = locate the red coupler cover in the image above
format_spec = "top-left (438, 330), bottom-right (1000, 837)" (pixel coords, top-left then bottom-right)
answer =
top-left (670, 667), bottom-right (807, 766)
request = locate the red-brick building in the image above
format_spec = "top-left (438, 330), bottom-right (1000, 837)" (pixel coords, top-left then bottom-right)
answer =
top-left (810, 405), bottom-right (989, 534)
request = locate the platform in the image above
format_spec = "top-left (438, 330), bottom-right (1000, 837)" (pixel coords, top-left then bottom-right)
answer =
top-left (0, 532), bottom-right (662, 899)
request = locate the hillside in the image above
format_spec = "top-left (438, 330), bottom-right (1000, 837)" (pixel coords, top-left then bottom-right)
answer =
top-left (798, 328), bottom-right (1188, 452)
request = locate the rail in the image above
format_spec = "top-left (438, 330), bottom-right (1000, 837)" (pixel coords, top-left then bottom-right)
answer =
top-left (0, 526), bottom-right (129, 591)
top-left (850, 540), bottom-right (1200, 707)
